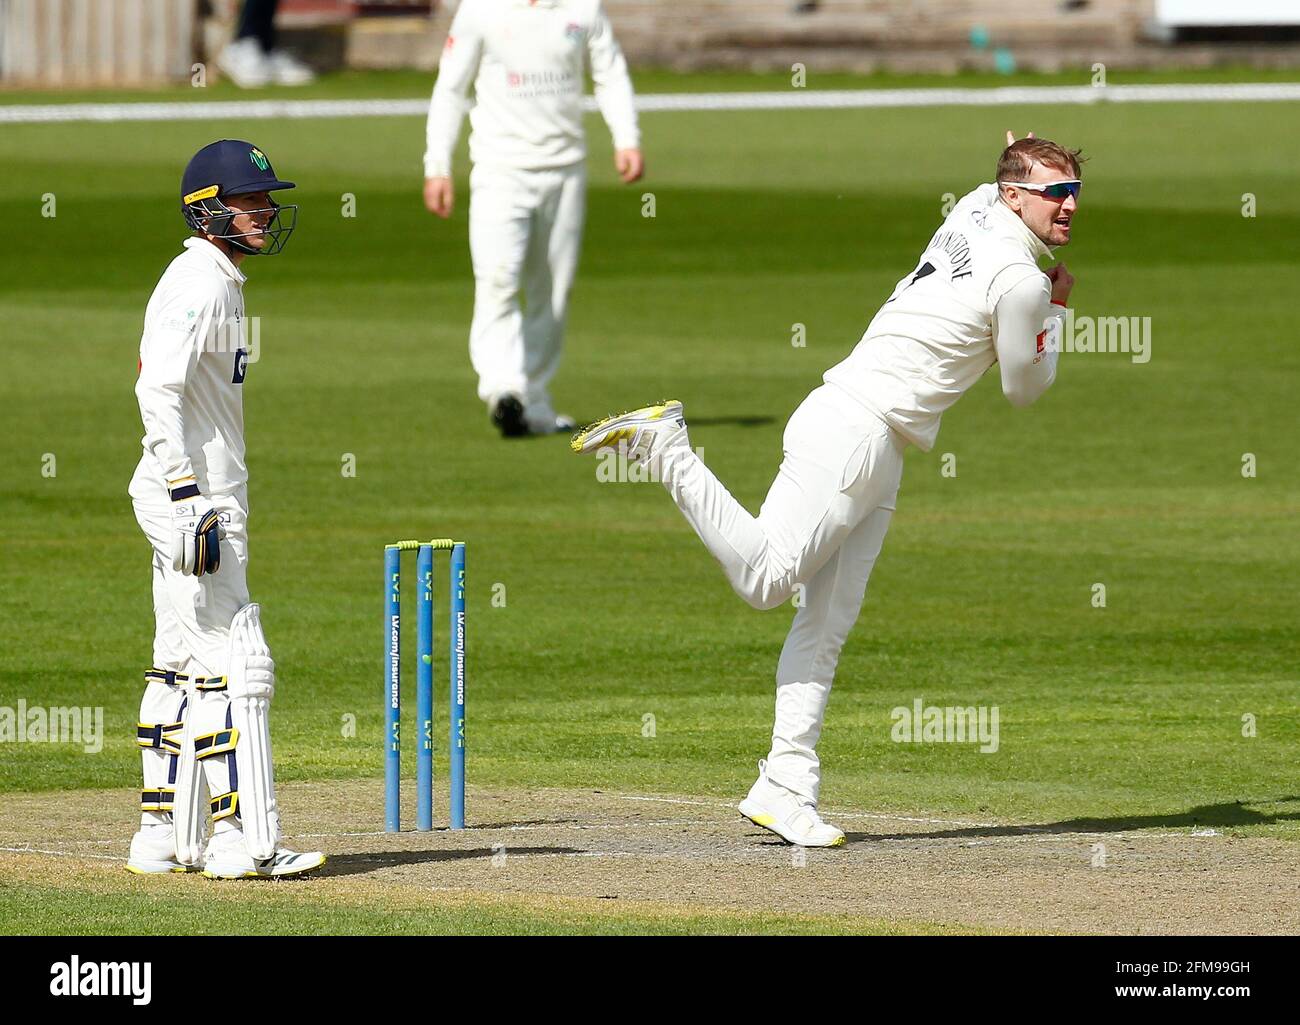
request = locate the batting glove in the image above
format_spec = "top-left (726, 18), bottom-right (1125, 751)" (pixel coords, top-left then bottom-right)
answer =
top-left (170, 492), bottom-right (224, 577)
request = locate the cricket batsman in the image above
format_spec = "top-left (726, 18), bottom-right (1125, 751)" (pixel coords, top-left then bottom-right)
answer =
top-left (423, 0), bottom-right (643, 437)
top-left (126, 139), bottom-right (324, 878)
top-left (573, 135), bottom-right (1081, 846)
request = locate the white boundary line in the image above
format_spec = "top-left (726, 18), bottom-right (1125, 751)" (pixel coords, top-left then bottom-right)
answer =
top-left (2, 83), bottom-right (1298, 125)
top-left (0, 845), bottom-right (123, 861)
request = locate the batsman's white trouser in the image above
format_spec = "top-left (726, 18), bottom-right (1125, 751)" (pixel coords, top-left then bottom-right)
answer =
top-left (468, 161), bottom-right (586, 415)
top-left (131, 486), bottom-right (252, 834)
top-left (660, 383), bottom-right (906, 803)
top-left (132, 485), bottom-right (251, 676)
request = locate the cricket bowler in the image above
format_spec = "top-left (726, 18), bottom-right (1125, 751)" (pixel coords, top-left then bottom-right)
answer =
top-left (126, 139), bottom-right (324, 878)
top-left (423, 0), bottom-right (643, 437)
top-left (573, 135), bottom-right (1081, 846)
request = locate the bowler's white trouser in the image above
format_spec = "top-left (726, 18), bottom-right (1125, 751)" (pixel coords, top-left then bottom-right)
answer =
top-left (660, 383), bottom-right (906, 803)
top-left (130, 484), bottom-right (252, 830)
top-left (468, 161), bottom-right (586, 423)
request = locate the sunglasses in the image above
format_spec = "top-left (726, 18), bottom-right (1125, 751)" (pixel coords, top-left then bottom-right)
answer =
top-left (999, 179), bottom-right (1082, 201)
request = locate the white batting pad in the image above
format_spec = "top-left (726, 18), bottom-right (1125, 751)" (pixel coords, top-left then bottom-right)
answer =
top-left (226, 603), bottom-right (280, 861)
top-left (171, 688), bottom-right (206, 866)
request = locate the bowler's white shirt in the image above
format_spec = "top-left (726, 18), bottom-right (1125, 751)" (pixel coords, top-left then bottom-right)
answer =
top-left (131, 238), bottom-right (250, 500)
top-left (825, 184), bottom-right (1064, 451)
top-left (424, 0), bottom-right (640, 176)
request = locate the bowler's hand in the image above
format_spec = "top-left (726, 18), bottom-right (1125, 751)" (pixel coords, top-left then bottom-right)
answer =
top-left (1005, 130), bottom-right (1035, 146)
top-left (615, 148), bottom-right (644, 184)
top-left (424, 177), bottom-right (454, 218)
top-left (1045, 262), bottom-right (1075, 305)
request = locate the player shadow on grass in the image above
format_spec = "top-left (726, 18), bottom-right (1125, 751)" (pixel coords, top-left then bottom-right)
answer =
top-left (843, 796), bottom-right (1300, 844)
top-left (318, 845), bottom-right (583, 877)
top-left (678, 415), bottom-right (776, 428)
top-left (558, 413), bottom-right (776, 437)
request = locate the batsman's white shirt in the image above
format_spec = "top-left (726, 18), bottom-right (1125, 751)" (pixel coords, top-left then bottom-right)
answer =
top-left (129, 237), bottom-right (253, 676)
top-left (423, 0), bottom-right (640, 177)
top-left (825, 184), bottom-right (1064, 451)
top-left (130, 237), bottom-right (250, 501)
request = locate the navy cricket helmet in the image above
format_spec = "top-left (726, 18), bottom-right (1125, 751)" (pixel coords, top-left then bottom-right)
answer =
top-left (180, 140), bottom-right (298, 255)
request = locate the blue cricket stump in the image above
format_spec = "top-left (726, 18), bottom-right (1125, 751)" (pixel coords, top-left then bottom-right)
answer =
top-left (450, 542), bottom-right (466, 830)
top-left (383, 539), bottom-right (466, 833)
top-left (384, 545), bottom-right (401, 833)
top-left (416, 544), bottom-right (434, 832)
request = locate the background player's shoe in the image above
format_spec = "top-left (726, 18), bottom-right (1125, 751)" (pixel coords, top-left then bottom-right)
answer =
top-left (201, 834), bottom-right (326, 879)
top-left (216, 38), bottom-right (271, 89)
top-left (738, 761), bottom-right (846, 847)
top-left (490, 394), bottom-right (528, 438)
top-left (266, 49), bottom-right (315, 86)
top-left (525, 400), bottom-right (577, 436)
top-left (125, 825), bottom-right (188, 874)
top-left (569, 400), bottom-right (686, 459)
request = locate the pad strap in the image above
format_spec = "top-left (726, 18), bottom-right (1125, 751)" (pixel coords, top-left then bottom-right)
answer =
top-left (194, 727), bottom-right (239, 760)
top-left (209, 791), bottom-right (239, 821)
top-left (143, 667), bottom-right (225, 691)
top-left (141, 788), bottom-right (175, 812)
top-left (136, 720), bottom-right (185, 754)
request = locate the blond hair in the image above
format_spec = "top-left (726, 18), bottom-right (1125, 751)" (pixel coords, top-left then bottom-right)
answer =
top-left (997, 138), bottom-right (1084, 183)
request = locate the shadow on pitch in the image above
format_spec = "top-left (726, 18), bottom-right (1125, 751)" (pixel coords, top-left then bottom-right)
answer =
top-left (319, 845), bottom-right (582, 878)
top-left (844, 796), bottom-right (1300, 844)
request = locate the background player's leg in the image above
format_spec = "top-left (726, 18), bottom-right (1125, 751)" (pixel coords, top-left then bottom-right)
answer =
top-left (521, 164), bottom-right (586, 432)
top-left (659, 384), bottom-right (905, 610)
top-left (468, 165), bottom-right (534, 412)
top-left (763, 502), bottom-right (895, 804)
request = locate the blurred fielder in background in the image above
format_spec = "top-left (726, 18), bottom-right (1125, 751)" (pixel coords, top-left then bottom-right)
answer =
top-left (423, 0), bottom-right (644, 437)
top-left (574, 134), bottom-right (1081, 847)
top-left (127, 139), bottom-right (323, 879)
top-left (217, 0), bottom-right (316, 88)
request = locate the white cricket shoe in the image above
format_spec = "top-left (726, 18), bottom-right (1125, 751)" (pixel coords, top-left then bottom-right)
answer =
top-left (569, 400), bottom-right (687, 462)
top-left (201, 834), bottom-right (326, 880)
top-left (266, 49), bottom-right (315, 86)
top-left (217, 38), bottom-right (271, 89)
top-left (125, 825), bottom-right (188, 874)
top-left (738, 762), bottom-right (846, 848)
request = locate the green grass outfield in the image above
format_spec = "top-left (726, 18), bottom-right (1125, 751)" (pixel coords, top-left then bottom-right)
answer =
top-left (1, 69), bottom-right (1298, 933)
top-left (0, 878), bottom-right (971, 936)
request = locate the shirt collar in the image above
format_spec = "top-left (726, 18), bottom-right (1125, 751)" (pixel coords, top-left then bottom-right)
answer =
top-left (989, 199), bottom-right (1054, 261)
top-left (183, 237), bottom-right (246, 285)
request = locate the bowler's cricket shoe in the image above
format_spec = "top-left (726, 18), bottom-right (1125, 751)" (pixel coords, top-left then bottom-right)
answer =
top-left (569, 400), bottom-right (687, 463)
top-left (490, 393), bottom-right (528, 438)
top-left (125, 825), bottom-right (189, 874)
top-left (201, 836), bottom-right (326, 879)
top-left (738, 769), bottom-right (846, 848)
